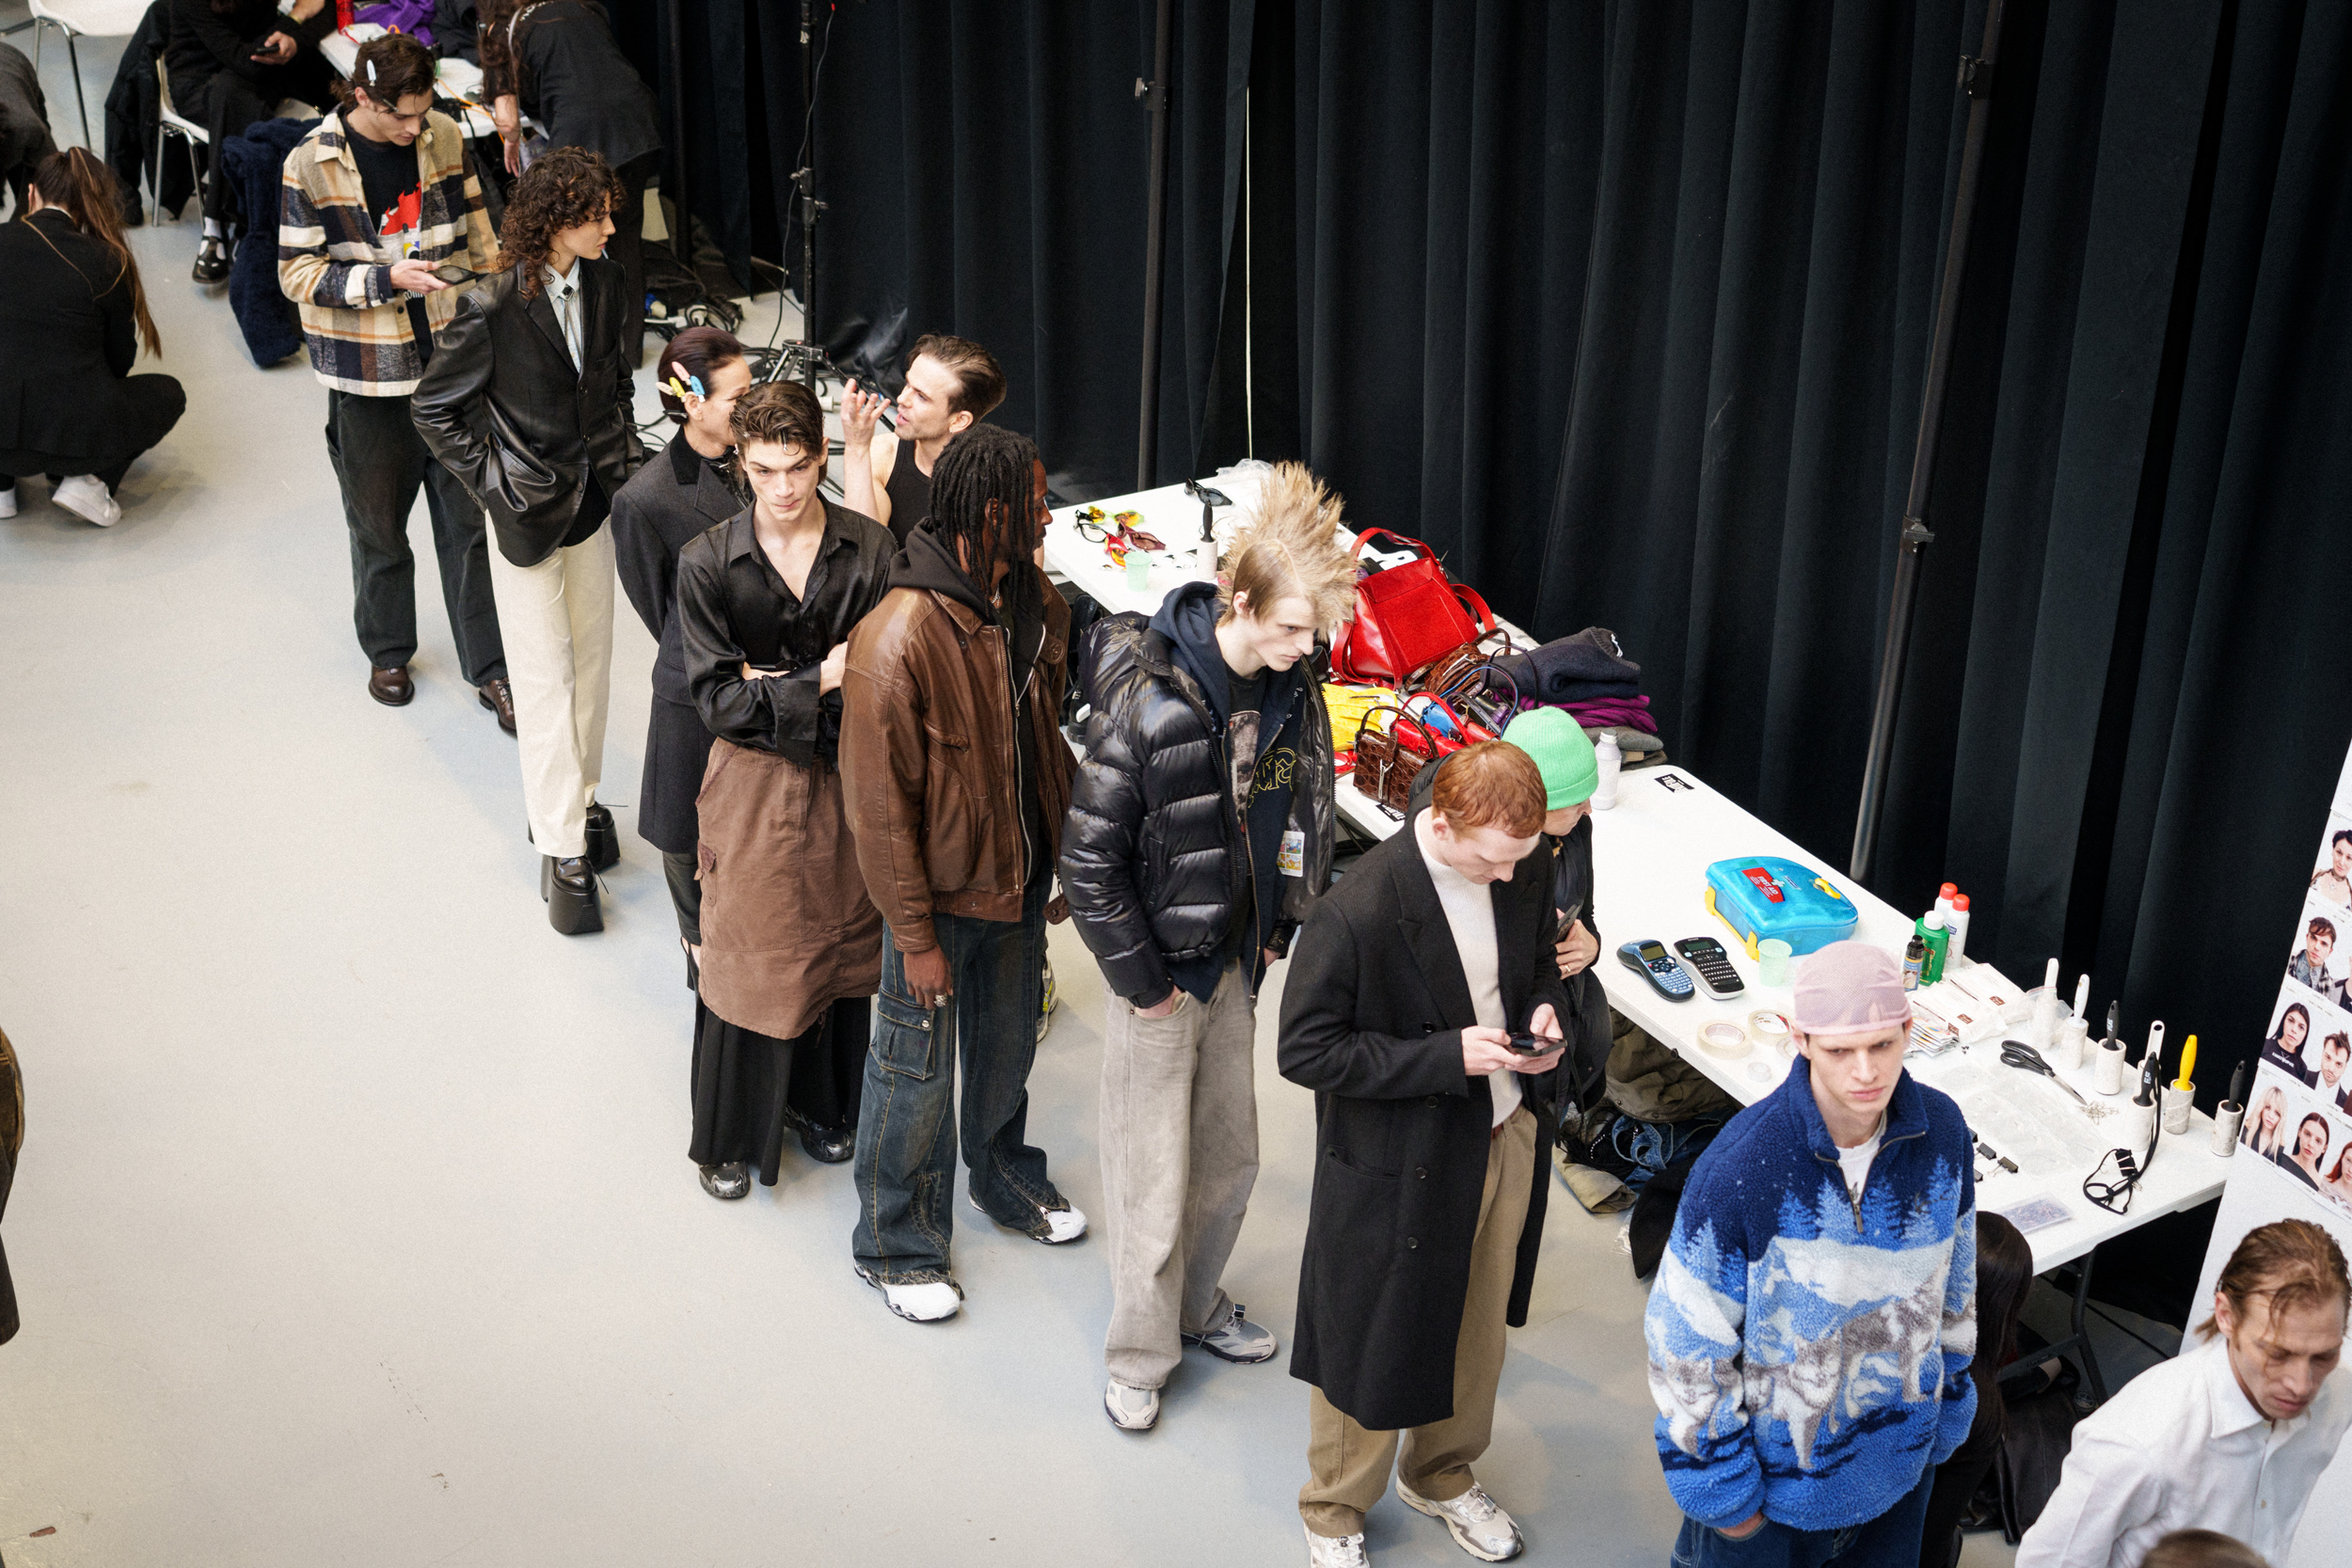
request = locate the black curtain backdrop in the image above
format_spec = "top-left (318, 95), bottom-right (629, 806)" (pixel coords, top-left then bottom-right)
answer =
top-left (1240, 0), bottom-right (2352, 1143)
top-left (661, 0), bottom-right (2352, 1305)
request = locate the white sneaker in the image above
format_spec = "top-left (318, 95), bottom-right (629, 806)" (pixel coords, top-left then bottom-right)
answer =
top-left (52, 474), bottom-right (121, 528)
top-left (1183, 1302), bottom-right (1278, 1363)
top-left (970, 1189), bottom-right (1089, 1244)
top-left (1305, 1526), bottom-right (1371, 1567)
top-left (0, 483), bottom-right (16, 519)
top-left (1104, 1378), bottom-right (1160, 1432)
top-left (852, 1262), bottom-right (961, 1323)
top-left (1396, 1479), bottom-right (1522, 1562)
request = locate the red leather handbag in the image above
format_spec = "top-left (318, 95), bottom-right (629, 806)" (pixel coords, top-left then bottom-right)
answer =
top-left (1331, 529), bottom-right (1496, 684)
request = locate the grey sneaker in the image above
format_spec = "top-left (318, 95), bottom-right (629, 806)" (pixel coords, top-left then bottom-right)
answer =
top-left (1183, 1302), bottom-right (1277, 1363)
top-left (1104, 1378), bottom-right (1160, 1432)
top-left (1305, 1526), bottom-right (1371, 1567)
top-left (1395, 1479), bottom-right (1522, 1562)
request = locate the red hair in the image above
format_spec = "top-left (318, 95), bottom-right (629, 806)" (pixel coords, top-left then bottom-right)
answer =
top-left (1429, 742), bottom-right (1546, 838)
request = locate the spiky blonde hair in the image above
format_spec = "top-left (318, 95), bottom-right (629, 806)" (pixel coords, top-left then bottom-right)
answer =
top-left (1218, 463), bottom-right (1359, 631)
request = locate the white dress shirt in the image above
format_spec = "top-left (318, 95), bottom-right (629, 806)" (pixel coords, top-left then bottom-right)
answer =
top-left (1414, 816), bottom-right (1520, 1128)
top-left (543, 263), bottom-right (583, 371)
top-left (2016, 1331), bottom-right (2352, 1568)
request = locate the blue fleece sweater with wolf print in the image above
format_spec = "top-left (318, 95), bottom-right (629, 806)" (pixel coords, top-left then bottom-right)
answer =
top-left (1644, 1059), bottom-right (1978, 1532)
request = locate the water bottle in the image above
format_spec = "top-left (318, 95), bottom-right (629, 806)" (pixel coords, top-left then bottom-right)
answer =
top-left (1592, 729), bottom-right (1621, 811)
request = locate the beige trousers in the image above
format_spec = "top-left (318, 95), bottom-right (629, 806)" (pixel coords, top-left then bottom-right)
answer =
top-left (485, 526), bottom-right (613, 861)
top-left (1099, 960), bottom-right (1261, 1389)
top-left (1301, 1105), bottom-right (1537, 1538)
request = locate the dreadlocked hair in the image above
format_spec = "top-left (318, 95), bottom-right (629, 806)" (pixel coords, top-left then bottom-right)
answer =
top-left (494, 146), bottom-right (624, 299)
top-left (1219, 462), bottom-right (1357, 631)
top-left (929, 423), bottom-right (1042, 623)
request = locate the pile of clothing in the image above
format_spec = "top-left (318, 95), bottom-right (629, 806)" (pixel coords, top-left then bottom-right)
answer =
top-left (1489, 626), bottom-right (1666, 767)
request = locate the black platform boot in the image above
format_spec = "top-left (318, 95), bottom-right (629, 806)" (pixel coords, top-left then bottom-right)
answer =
top-left (541, 854), bottom-right (603, 934)
top-left (583, 800), bottom-right (620, 872)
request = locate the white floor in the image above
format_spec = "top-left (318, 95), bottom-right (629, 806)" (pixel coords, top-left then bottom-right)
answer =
top-left (0, 15), bottom-right (2068, 1565)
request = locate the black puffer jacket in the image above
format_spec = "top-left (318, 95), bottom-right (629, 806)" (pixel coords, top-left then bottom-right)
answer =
top-left (1060, 597), bottom-right (1337, 1006)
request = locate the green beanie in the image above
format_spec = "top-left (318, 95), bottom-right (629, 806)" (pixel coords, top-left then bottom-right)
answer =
top-left (1502, 707), bottom-right (1598, 809)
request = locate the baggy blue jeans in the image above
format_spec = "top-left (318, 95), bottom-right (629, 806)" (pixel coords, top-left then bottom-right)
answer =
top-left (1670, 1468), bottom-right (1934, 1568)
top-left (850, 879), bottom-right (1067, 1284)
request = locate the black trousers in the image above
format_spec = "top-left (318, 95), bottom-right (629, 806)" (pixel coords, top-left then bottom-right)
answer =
top-left (0, 374), bottom-right (185, 491)
top-left (689, 997), bottom-right (867, 1185)
top-left (183, 58), bottom-right (336, 223)
top-left (609, 153), bottom-right (655, 367)
top-left (323, 389), bottom-right (504, 683)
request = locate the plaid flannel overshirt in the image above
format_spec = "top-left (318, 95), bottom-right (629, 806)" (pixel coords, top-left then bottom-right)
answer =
top-left (278, 110), bottom-right (496, 397)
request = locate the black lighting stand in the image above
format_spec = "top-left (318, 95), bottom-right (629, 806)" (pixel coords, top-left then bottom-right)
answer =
top-left (1134, 0), bottom-right (1173, 489)
top-left (781, 0), bottom-right (830, 397)
top-left (1849, 0), bottom-right (2008, 885)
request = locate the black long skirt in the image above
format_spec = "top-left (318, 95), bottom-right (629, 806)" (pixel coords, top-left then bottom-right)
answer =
top-left (688, 996), bottom-right (868, 1185)
top-left (639, 695), bottom-right (712, 856)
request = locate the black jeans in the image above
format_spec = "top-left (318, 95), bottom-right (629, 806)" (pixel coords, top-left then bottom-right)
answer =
top-left (183, 59), bottom-right (336, 224)
top-left (0, 375), bottom-right (186, 492)
top-left (324, 389), bottom-right (504, 683)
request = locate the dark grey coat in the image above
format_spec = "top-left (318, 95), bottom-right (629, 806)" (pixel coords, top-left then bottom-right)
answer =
top-left (612, 434), bottom-right (745, 706)
top-left (1279, 810), bottom-right (1567, 1432)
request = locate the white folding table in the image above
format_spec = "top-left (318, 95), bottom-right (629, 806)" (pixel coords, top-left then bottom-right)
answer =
top-left (1042, 476), bottom-right (2231, 1397)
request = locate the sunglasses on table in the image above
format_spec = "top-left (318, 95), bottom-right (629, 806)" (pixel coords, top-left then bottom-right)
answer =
top-left (1070, 506), bottom-right (1165, 562)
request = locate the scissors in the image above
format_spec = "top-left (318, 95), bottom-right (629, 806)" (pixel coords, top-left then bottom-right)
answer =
top-left (1999, 1039), bottom-right (2090, 1109)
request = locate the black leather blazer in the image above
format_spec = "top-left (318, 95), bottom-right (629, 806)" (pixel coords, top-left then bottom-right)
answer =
top-left (411, 260), bottom-right (641, 567)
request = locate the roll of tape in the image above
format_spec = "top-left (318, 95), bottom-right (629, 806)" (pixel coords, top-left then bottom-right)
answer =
top-left (1698, 1020), bottom-right (1750, 1058)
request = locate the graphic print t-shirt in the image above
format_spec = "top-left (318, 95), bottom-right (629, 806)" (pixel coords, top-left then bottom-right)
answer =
top-left (347, 126), bottom-right (434, 356)
top-left (1223, 666), bottom-right (1268, 962)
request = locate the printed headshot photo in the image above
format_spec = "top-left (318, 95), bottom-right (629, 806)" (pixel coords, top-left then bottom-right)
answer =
top-left (2243, 1079), bottom-right (2294, 1158)
top-left (2315, 1025), bottom-right (2352, 1115)
top-left (2263, 996), bottom-right (2321, 1085)
top-left (2287, 907), bottom-right (2348, 1006)
top-left (2326, 1123), bottom-right (2352, 1212)
top-left (2312, 822), bottom-right (2352, 910)
top-left (2274, 1105), bottom-right (2337, 1193)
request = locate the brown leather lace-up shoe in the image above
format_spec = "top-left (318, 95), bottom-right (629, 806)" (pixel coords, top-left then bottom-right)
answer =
top-left (477, 677), bottom-right (517, 735)
top-left (369, 666), bottom-right (414, 706)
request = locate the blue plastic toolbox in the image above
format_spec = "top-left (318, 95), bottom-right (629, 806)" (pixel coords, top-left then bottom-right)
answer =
top-left (1703, 856), bottom-right (1858, 958)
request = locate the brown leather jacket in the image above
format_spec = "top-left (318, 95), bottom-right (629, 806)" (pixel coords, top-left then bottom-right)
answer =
top-left (840, 543), bottom-right (1073, 955)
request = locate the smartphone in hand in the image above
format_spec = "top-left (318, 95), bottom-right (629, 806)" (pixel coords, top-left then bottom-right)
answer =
top-left (1508, 1031), bottom-right (1565, 1065)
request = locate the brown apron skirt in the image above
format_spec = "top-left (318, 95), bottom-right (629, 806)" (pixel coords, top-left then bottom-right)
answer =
top-left (694, 736), bottom-right (883, 1039)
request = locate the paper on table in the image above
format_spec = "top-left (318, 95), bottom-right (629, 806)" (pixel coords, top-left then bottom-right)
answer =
top-left (1990, 1195), bottom-right (2073, 1234)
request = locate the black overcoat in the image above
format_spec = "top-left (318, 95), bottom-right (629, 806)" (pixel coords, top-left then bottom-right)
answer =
top-left (1279, 812), bottom-right (1568, 1432)
top-left (411, 261), bottom-right (639, 567)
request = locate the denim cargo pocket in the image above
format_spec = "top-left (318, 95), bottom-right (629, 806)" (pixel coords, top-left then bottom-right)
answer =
top-left (873, 990), bottom-right (938, 1080)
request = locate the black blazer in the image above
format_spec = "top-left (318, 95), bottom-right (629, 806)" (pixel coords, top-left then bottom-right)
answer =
top-left (1279, 812), bottom-right (1568, 1432)
top-left (411, 261), bottom-right (640, 567)
top-left (612, 434), bottom-right (744, 706)
top-left (0, 211), bottom-right (143, 459)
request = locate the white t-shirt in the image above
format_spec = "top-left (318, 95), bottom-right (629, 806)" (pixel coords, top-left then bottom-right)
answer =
top-left (1836, 1117), bottom-right (1887, 1202)
top-left (1415, 817), bottom-right (1520, 1128)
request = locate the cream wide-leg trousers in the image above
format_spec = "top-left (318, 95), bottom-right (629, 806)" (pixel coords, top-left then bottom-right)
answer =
top-left (485, 526), bottom-right (613, 862)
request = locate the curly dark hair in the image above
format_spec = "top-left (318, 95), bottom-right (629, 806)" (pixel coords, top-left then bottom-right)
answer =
top-left (494, 146), bottom-right (624, 299)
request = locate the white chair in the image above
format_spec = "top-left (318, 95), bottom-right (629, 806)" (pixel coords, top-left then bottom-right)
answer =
top-left (152, 57), bottom-right (206, 226)
top-left (5, 0), bottom-right (151, 150)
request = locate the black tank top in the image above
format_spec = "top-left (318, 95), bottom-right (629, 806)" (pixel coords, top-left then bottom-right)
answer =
top-left (882, 436), bottom-right (931, 547)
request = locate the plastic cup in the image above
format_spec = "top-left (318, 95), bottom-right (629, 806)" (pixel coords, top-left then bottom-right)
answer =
top-left (1757, 939), bottom-right (1792, 987)
top-left (1125, 552), bottom-right (1152, 592)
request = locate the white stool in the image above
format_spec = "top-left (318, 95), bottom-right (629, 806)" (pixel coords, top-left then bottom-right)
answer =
top-left (153, 57), bottom-right (207, 226)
